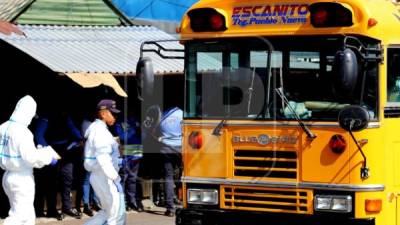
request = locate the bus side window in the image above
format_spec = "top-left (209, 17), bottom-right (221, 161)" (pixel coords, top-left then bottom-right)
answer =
top-left (387, 48), bottom-right (400, 103)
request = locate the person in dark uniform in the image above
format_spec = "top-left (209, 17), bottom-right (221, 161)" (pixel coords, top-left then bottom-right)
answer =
top-left (34, 111), bottom-right (83, 220)
top-left (143, 105), bottom-right (183, 217)
top-left (34, 114), bottom-right (63, 220)
top-left (157, 107), bottom-right (183, 217)
top-left (115, 113), bottom-right (144, 212)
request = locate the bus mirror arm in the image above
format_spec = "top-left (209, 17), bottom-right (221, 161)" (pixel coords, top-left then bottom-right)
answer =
top-left (338, 106), bottom-right (370, 179)
top-left (348, 120), bottom-right (370, 180)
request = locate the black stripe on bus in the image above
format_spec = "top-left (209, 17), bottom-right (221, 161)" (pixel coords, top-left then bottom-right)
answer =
top-left (384, 107), bottom-right (400, 118)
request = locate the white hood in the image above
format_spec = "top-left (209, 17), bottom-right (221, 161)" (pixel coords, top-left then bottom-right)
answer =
top-left (9, 95), bottom-right (37, 126)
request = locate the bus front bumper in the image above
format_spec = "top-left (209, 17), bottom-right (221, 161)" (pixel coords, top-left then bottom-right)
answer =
top-left (176, 208), bottom-right (375, 225)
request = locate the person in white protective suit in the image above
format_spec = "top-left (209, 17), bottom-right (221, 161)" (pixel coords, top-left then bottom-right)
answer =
top-left (83, 99), bottom-right (126, 225)
top-left (0, 95), bottom-right (60, 225)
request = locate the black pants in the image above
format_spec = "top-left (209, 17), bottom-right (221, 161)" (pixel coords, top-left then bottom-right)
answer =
top-left (120, 158), bottom-right (142, 206)
top-left (59, 146), bottom-right (82, 211)
top-left (34, 165), bottom-right (59, 215)
top-left (0, 169), bottom-right (10, 218)
top-left (160, 147), bottom-right (182, 212)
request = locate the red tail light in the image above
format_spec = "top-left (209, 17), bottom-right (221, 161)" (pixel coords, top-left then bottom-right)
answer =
top-left (309, 2), bottom-right (353, 27)
top-left (329, 134), bottom-right (346, 154)
top-left (313, 8), bottom-right (328, 26)
top-left (189, 131), bottom-right (203, 149)
top-left (188, 8), bottom-right (227, 32)
top-left (210, 14), bottom-right (225, 30)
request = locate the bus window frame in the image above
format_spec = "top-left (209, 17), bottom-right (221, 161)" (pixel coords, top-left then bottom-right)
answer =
top-left (184, 37), bottom-right (380, 121)
top-left (386, 45), bottom-right (400, 107)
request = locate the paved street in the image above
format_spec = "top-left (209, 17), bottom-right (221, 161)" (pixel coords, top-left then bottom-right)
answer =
top-left (0, 201), bottom-right (175, 225)
top-left (35, 210), bottom-right (175, 225)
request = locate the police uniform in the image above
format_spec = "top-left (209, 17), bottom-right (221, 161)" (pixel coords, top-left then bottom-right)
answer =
top-left (155, 107), bottom-right (183, 216)
top-left (114, 117), bottom-right (143, 211)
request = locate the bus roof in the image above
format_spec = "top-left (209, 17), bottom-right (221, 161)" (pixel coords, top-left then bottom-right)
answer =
top-left (179, 0), bottom-right (400, 44)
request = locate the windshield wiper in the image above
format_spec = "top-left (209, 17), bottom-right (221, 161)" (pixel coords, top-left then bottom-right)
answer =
top-left (275, 88), bottom-right (316, 140)
top-left (212, 119), bottom-right (226, 136)
top-left (247, 68), bottom-right (256, 114)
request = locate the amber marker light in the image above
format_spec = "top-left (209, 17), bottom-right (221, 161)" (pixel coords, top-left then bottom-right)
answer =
top-left (368, 18), bottom-right (378, 27)
top-left (365, 199), bottom-right (382, 213)
top-left (175, 26), bottom-right (181, 33)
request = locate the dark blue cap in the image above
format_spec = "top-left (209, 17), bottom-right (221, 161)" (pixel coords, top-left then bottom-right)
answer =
top-left (97, 99), bottom-right (120, 113)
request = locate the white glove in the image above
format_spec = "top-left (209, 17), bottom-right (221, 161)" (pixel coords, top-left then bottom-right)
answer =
top-left (114, 176), bottom-right (121, 184)
top-left (44, 146), bottom-right (61, 160)
top-left (113, 176), bottom-right (123, 193)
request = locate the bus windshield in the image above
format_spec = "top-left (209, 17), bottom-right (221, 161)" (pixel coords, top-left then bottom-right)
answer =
top-left (185, 36), bottom-right (379, 121)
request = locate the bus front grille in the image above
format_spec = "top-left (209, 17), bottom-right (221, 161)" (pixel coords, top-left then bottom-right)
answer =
top-left (221, 186), bottom-right (312, 214)
top-left (233, 149), bottom-right (297, 180)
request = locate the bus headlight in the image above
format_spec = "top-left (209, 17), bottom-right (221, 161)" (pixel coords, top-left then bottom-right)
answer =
top-left (188, 189), bottom-right (218, 205)
top-left (314, 195), bottom-right (352, 213)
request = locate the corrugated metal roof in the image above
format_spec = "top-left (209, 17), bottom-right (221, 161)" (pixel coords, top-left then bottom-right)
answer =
top-left (0, 25), bottom-right (184, 75)
top-left (15, 0), bottom-right (126, 25)
top-left (0, 0), bottom-right (33, 21)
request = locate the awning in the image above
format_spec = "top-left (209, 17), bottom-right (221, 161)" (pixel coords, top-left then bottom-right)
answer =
top-left (0, 24), bottom-right (185, 97)
top-left (0, 25), bottom-right (184, 75)
top-left (65, 73), bottom-right (128, 97)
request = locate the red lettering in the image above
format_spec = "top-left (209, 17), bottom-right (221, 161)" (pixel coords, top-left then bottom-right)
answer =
top-left (273, 5), bottom-right (288, 16)
top-left (262, 5), bottom-right (272, 16)
top-left (283, 5), bottom-right (289, 15)
top-left (252, 6), bottom-right (262, 16)
top-left (298, 4), bottom-right (309, 15)
top-left (232, 4), bottom-right (305, 17)
top-left (232, 7), bottom-right (242, 16)
top-left (273, 5), bottom-right (283, 16)
top-left (242, 6), bottom-right (252, 17)
top-left (289, 4), bottom-right (299, 15)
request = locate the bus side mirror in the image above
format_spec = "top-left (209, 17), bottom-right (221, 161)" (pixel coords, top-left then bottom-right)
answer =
top-left (338, 105), bottom-right (369, 131)
top-left (136, 57), bottom-right (155, 100)
top-left (143, 105), bottom-right (162, 129)
top-left (333, 48), bottom-right (358, 98)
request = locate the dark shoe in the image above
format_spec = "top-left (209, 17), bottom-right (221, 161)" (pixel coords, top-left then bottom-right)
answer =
top-left (128, 203), bottom-right (144, 212)
top-left (63, 208), bottom-right (82, 219)
top-left (83, 204), bottom-right (94, 217)
top-left (36, 211), bottom-right (45, 218)
top-left (137, 202), bottom-right (145, 212)
top-left (47, 211), bottom-right (64, 221)
top-left (164, 210), bottom-right (175, 217)
top-left (36, 213), bottom-right (45, 218)
top-left (92, 203), bottom-right (101, 211)
top-left (174, 198), bottom-right (182, 205)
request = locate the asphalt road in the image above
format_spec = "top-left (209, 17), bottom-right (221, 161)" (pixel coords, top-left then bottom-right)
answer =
top-left (35, 210), bottom-right (175, 225)
top-left (1, 202), bottom-right (175, 225)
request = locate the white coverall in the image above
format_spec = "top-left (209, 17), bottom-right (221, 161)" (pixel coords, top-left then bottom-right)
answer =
top-left (0, 95), bottom-right (59, 225)
top-left (84, 119), bottom-right (125, 225)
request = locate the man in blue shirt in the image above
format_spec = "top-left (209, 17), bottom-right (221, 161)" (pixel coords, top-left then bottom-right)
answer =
top-left (154, 106), bottom-right (183, 217)
top-left (115, 112), bottom-right (144, 212)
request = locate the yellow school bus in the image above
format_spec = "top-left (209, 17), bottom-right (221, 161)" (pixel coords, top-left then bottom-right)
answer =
top-left (139, 0), bottom-right (400, 224)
